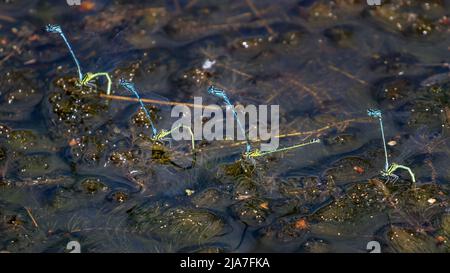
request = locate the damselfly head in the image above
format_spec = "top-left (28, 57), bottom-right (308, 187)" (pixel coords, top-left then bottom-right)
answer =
top-left (367, 109), bottom-right (382, 118)
top-left (46, 24), bottom-right (62, 34)
top-left (207, 85), bottom-right (224, 96)
top-left (118, 78), bottom-right (133, 89)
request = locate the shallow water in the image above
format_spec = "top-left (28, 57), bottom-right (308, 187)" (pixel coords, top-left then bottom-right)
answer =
top-left (0, 0), bottom-right (449, 253)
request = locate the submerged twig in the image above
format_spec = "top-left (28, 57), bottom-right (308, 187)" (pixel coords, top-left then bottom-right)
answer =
top-left (283, 76), bottom-right (328, 109)
top-left (0, 14), bottom-right (16, 23)
top-left (327, 63), bottom-right (368, 86)
top-left (244, 0), bottom-right (275, 36)
top-left (25, 207), bottom-right (39, 229)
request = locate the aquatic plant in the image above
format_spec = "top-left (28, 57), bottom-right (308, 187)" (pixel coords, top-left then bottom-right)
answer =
top-left (46, 24), bottom-right (112, 95)
top-left (367, 109), bottom-right (416, 184)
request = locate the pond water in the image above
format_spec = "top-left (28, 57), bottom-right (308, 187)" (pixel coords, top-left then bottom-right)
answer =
top-left (0, 0), bottom-right (449, 253)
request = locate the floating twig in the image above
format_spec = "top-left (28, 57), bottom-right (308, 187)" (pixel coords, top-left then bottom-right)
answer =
top-left (191, 117), bottom-right (372, 155)
top-left (99, 93), bottom-right (220, 110)
top-left (25, 207), bottom-right (39, 229)
top-left (245, 138), bottom-right (320, 158)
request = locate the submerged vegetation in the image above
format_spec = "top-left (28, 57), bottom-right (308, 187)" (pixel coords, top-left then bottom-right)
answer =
top-left (0, 0), bottom-right (449, 253)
